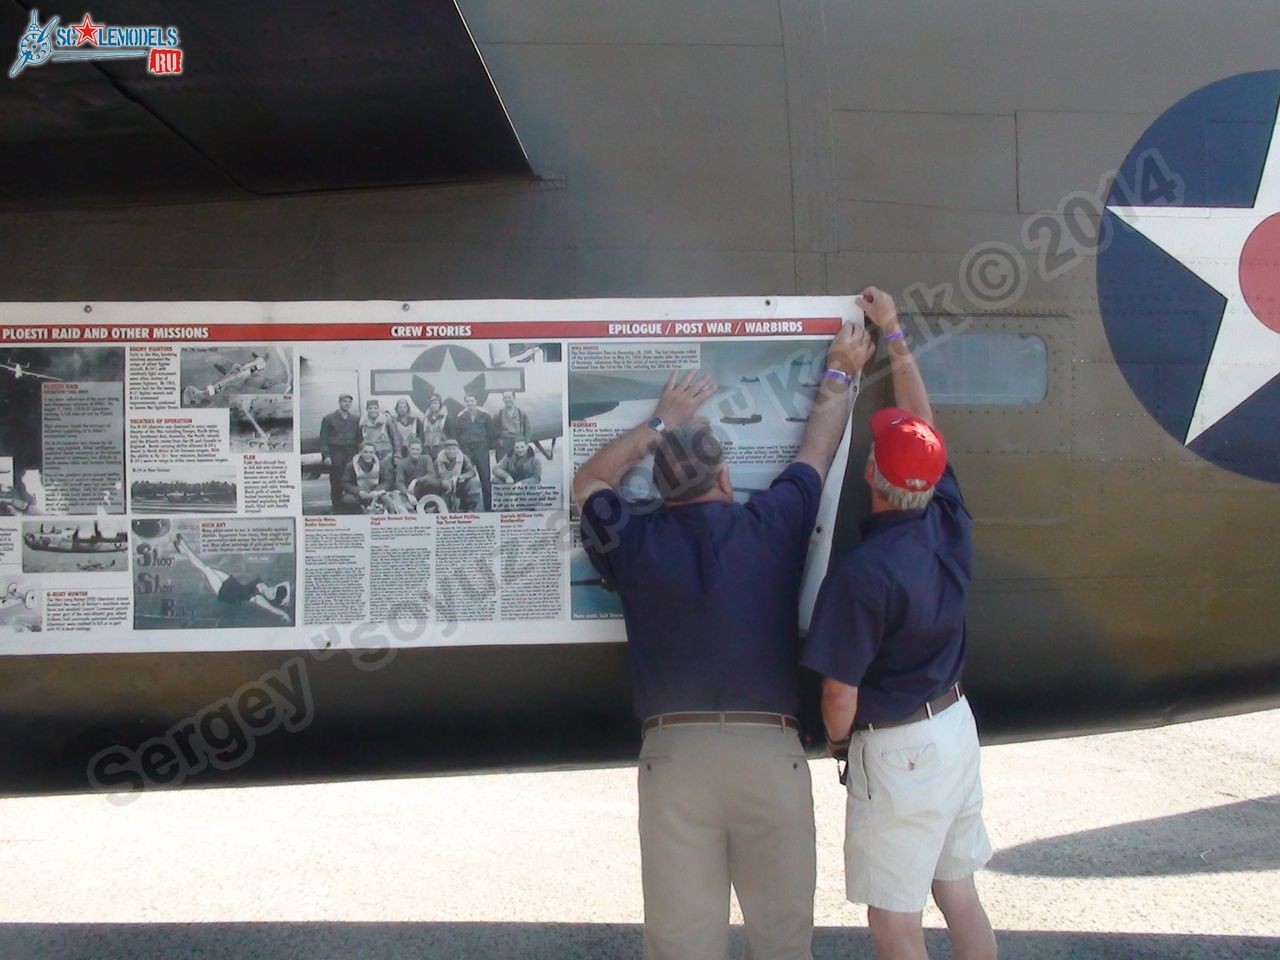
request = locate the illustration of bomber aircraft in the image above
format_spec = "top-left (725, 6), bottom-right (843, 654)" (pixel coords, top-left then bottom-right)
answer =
top-left (0, 359), bottom-right (63, 382)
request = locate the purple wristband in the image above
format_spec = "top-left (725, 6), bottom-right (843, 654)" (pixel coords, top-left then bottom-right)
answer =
top-left (882, 329), bottom-right (907, 344)
top-left (823, 368), bottom-right (853, 385)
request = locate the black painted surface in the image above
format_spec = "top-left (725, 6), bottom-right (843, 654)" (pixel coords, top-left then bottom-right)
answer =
top-left (2, 639), bottom-right (1278, 797)
top-left (0, 1), bottom-right (530, 208)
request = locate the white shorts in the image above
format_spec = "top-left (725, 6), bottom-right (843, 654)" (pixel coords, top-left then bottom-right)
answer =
top-left (843, 695), bottom-right (992, 912)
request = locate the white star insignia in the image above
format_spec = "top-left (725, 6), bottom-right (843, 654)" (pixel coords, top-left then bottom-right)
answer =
top-left (422, 347), bottom-right (486, 403)
top-left (1108, 100), bottom-right (1280, 443)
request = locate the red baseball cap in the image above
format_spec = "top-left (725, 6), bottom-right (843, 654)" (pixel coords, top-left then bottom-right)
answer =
top-left (870, 408), bottom-right (947, 492)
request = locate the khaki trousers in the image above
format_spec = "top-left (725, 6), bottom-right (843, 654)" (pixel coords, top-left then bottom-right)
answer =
top-left (638, 723), bottom-right (816, 960)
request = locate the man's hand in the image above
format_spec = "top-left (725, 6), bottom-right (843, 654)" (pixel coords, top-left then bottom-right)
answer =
top-left (826, 737), bottom-right (850, 761)
top-left (573, 371), bottom-right (713, 509)
top-left (825, 321), bottom-right (875, 376)
top-left (855, 286), bottom-right (899, 333)
top-left (652, 370), bottom-right (716, 430)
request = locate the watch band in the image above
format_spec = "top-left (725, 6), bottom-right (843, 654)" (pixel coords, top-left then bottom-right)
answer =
top-left (882, 328), bottom-right (907, 344)
top-left (647, 415), bottom-right (666, 434)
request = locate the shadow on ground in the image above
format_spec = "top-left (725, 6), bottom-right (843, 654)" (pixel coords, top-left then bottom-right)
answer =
top-left (1, 923), bottom-right (1277, 960)
top-left (990, 794), bottom-right (1280, 877)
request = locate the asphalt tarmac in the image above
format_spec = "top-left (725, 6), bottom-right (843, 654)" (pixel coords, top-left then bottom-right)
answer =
top-left (0, 709), bottom-right (1277, 960)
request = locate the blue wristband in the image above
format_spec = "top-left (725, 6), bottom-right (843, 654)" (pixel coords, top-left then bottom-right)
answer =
top-left (823, 368), bottom-right (853, 385)
top-left (882, 329), bottom-right (907, 344)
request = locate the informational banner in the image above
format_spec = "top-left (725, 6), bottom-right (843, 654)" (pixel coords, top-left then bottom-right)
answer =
top-left (0, 298), bottom-right (860, 654)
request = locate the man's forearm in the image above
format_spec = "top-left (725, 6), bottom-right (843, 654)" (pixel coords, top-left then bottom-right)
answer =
top-left (795, 375), bottom-right (854, 481)
top-left (821, 678), bottom-right (859, 744)
top-left (572, 422), bottom-right (660, 508)
top-left (883, 320), bottom-right (933, 426)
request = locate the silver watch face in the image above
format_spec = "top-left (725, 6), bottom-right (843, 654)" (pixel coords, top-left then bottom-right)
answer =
top-left (647, 416), bottom-right (665, 433)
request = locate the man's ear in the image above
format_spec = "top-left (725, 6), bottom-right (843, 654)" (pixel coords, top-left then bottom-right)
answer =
top-left (718, 465), bottom-right (733, 498)
top-left (864, 456), bottom-right (875, 487)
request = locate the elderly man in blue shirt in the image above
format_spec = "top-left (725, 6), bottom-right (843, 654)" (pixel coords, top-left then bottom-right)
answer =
top-left (803, 287), bottom-right (996, 960)
top-left (574, 319), bottom-right (873, 960)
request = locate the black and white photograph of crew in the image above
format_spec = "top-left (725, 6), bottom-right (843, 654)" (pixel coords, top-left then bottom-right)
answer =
top-left (299, 341), bottom-right (564, 516)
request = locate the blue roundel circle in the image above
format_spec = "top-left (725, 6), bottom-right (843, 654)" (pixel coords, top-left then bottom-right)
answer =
top-left (1097, 69), bottom-right (1280, 483)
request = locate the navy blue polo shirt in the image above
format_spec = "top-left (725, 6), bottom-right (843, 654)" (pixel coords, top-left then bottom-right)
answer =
top-left (581, 462), bottom-right (822, 720)
top-left (801, 463), bottom-right (971, 726)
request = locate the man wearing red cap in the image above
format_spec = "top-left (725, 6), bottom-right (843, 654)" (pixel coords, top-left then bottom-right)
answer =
top-left (803, 287), bottom-right (996, 960)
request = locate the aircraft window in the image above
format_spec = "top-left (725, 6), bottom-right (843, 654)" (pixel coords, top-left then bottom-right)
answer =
top-left (914, 333), bottom-right (1047, 405)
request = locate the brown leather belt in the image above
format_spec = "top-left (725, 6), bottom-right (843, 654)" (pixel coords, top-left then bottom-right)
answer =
top-left (854, 683), bottom-right (964, 732)
top-left (642, 711), bottom-right (800, 735)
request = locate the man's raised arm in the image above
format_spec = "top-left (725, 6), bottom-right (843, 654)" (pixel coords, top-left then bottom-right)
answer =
top-left (856, 286), bottom-right (933, 425)
top-left (794, 320), bottom-right (874, 481)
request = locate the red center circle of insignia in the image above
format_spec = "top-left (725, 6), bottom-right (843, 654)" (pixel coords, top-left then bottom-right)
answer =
top-left (1239, 212), bottom-right (1280, 334)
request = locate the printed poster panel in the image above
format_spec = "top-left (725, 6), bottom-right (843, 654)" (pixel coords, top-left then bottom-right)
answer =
top-left (0, 297), bottom-right (860, 654)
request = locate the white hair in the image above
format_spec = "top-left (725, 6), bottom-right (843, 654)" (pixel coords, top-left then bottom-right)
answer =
top-left (867, 449), bottom-right (935, 512)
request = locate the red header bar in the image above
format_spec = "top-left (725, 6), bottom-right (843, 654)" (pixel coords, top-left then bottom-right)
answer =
top-left (0, 318), bottom-right (842, 344)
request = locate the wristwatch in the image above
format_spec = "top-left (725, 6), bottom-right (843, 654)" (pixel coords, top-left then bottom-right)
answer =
top-left (647, 415), bottom-right (666, 434)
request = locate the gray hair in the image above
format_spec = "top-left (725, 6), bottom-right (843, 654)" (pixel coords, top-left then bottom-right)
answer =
top-left (654, 424), bottom-right (724, 501)
top-left (868, 449), bottom-right (935, 511)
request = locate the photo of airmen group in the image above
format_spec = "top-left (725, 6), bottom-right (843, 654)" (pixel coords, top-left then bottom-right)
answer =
top-left (299, 342), bottom-right (564, 516)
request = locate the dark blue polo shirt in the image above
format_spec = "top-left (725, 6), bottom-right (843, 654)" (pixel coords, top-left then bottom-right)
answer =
top-left (581, 462), bottom-right (822, 720)
top-left (801, 464), bottom-right (971, 726)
